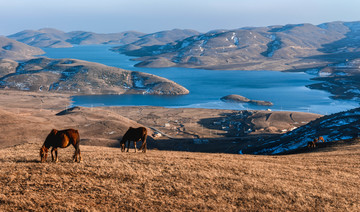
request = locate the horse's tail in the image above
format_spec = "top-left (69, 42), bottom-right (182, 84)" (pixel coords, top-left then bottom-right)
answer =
top-left (74, 130), bottom-right (81, 162)
top-left (141, 128), bottom-right (148, 152)
top-left (76, 130), bottom-right (80, 147)
top-left (73, 130), bottom-right (80, 153)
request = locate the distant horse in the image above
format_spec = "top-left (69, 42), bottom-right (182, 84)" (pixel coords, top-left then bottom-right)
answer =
top-left (40, 129), bottom-right (81, 162)
top-left (307, 136), bottom-right (325, 148)
top-left (120, 127), bottom-right (147, 153)
top-left (307, 140), bottom-right (316, 148)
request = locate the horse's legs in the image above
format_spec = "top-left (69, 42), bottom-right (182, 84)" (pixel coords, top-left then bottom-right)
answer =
top-left (78, 149), bottom-right (81, 162)
top-left (139, 141), bottom-right (144, 152)
top-left (55, 149), bottom-right (58, 162)
top-left (72, 145), bottom-right (81, 162)
top-left (126, 140), bottom-right (130, 152)
top-left (140, 135), bottom-right (147, 153)
top-left (142, 141), bottom-right (147, 153)
top-left (51, 147), bottom-right (55, 162)
top-left (51, 147), bottom-right (58, 162)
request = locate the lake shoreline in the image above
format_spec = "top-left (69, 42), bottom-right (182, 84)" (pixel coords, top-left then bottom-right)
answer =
top-left (41, 45), bottom-right (359, 114)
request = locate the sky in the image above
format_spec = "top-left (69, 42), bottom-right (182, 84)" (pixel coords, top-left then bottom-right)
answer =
top-left (1, 0), bottom-right (360, 35)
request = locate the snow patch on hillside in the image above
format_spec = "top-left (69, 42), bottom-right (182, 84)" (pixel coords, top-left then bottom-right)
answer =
top-left (252, 108), bottom-right (360, 155)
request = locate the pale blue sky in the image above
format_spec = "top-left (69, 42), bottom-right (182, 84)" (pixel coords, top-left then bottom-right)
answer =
top-left (1, 0), bottom-right (359, 35)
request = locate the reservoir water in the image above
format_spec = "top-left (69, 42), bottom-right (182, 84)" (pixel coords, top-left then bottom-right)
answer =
top-left (42, 45), bottom-right (358, 115)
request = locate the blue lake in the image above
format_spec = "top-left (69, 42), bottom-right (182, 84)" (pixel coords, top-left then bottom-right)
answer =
top-left (42, 45), bottom-right (358, 115)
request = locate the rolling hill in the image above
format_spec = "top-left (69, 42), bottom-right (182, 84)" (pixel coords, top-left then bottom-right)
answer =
top-left (0, 36), bottom-right (44, 60)
top-left (7, 28), bottom-right (199, 49)
top-left (0, 58), bottom-right (189, 95)
top-left (114, 21), bottom-right (360, 71)
top-left (243, 107), bottom-right (360, 155)
top-left (7, 28), bottom-right (145, 48)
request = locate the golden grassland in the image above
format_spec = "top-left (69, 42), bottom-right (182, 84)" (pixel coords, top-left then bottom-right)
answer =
top-left (0, 141), bottom-right (359, 211)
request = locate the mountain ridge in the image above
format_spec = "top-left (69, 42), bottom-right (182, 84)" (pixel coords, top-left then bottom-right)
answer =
top-left (7, 28), bottom-right (200, 48)
top-left (114, 21), bottom-right (360, 71)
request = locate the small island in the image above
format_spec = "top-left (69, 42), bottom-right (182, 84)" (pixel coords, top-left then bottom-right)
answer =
top-left (220, 94), bottom-right (273, 106)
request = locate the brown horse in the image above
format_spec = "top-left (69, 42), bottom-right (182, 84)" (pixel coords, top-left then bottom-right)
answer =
top-left (307, 136), bottom-right (325, 148)
top-left (40, 129), bottom-right (81, 163)
top-left (307, 140), bottom-right (316, 148)
top-left (120, 127), bottom-right (147, 153)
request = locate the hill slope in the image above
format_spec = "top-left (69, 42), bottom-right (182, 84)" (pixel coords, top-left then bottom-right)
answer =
top-left (243, 107), bottom-right (360, 154)
top-left (114, 21), bottom-right (360, 71)
top-left (7, 28), bottom-right (146, 48)
top-left (0, 141), bottom-right (359, 211)
top-left (0, 58), bottom-right (189, 95)
top-left (7, 28), bottom-right (199, 48)
top-left (0, 36), bottom-right (44, 60)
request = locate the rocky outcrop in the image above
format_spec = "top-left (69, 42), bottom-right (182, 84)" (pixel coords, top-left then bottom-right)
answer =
top-left (221, 94), bottom-right (273, 106)
top-left (0, 58), bottom-right (189, 95)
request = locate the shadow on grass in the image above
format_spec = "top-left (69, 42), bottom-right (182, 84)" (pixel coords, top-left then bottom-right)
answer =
top-left (14, 159), bottom-right (41, 163)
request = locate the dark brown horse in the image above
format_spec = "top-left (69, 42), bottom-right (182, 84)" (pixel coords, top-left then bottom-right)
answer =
top-left (307, 140), bottom-right (316, 148)
top-left (40, 129), bottom-right (81, 162)
top-left (307, 136), bottom-right (325, 148)
top-left (120, 127), bottom-right (147, 153)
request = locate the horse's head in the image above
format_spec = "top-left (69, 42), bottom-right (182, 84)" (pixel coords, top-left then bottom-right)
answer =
top-left (40, 146), bottom-right (49, 162)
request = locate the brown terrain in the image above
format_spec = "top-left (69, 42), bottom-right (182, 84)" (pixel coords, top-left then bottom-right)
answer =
top-left (0, 90), bottom-right (359, 211)
top-left (1, 22), bottom-right (360, 210)
top-left (0, 136), bottom-right (359, 211)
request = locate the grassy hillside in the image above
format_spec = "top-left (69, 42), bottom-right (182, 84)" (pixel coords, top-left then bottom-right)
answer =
top-left (0, 141), bottom-right (359, 211)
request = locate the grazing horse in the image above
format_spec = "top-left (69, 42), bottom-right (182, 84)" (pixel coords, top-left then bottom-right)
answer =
top-left (307, 136), bottom-right (325, 148)
top-left (40, 129), bottom-right (81, 163)
top-left (307, 140), bottom-right (316, 148)
top-left (120, 127), bottom-right (147, 153)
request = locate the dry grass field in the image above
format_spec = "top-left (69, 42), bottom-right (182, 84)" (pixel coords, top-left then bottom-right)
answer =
top-left (0, 140), bottom-right (359, 211)
top-left (0, 91), bottom-right (359, 211)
